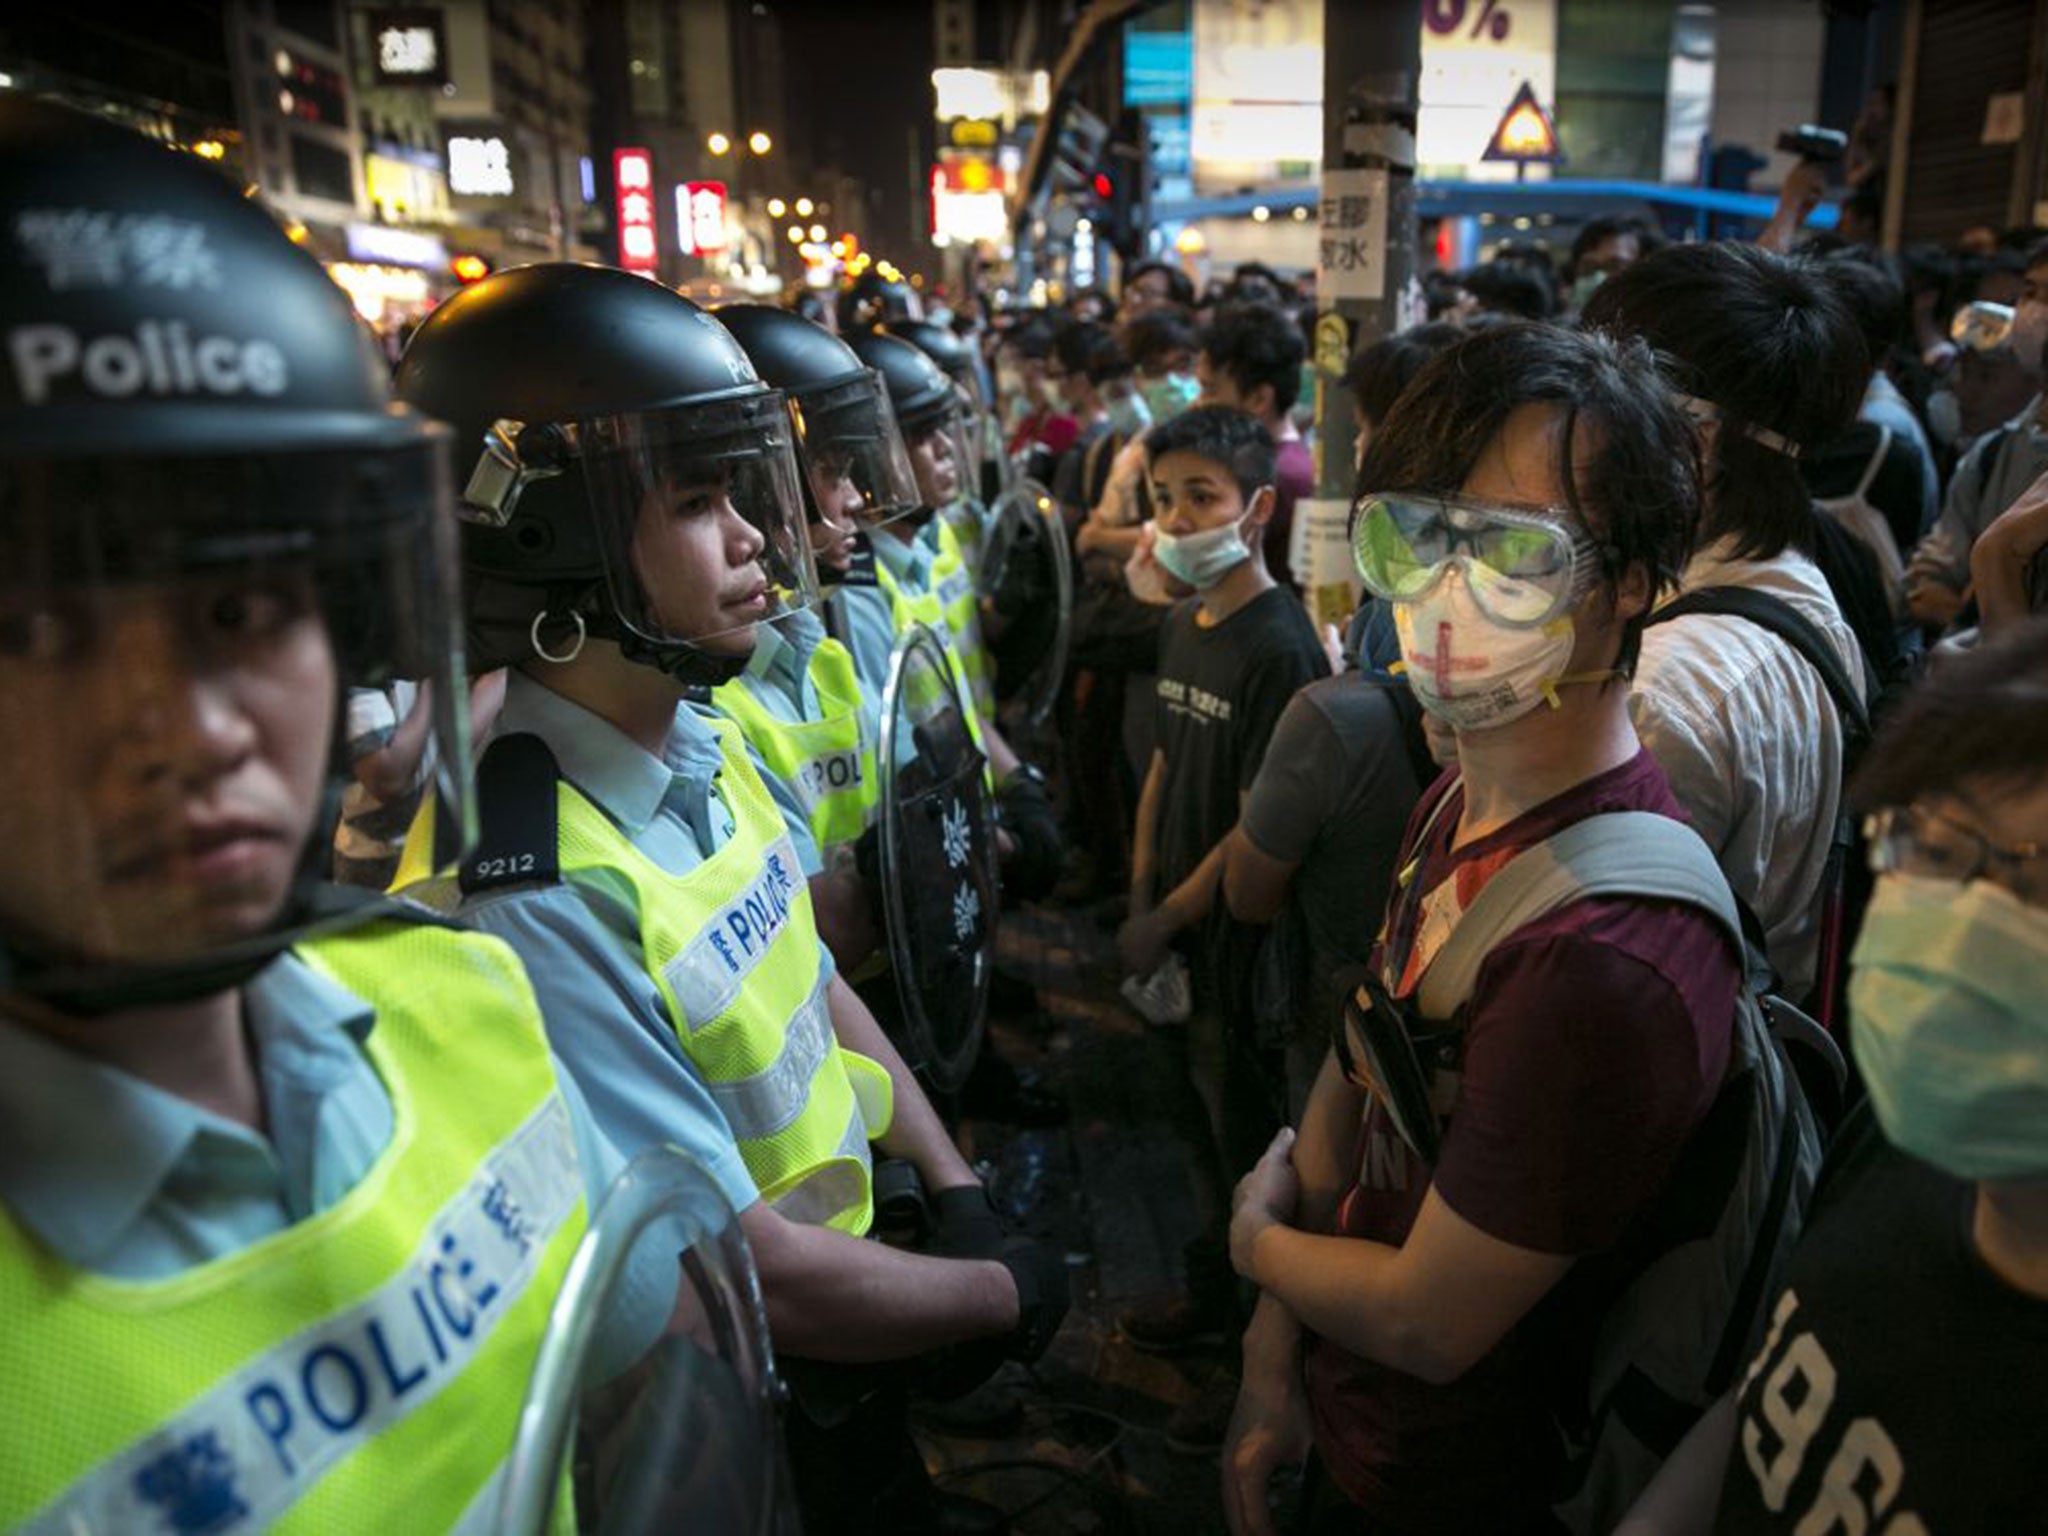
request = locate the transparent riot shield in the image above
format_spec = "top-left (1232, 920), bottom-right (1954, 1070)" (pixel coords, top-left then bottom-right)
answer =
top-left (877, 623), bottom-right (998, 1091)
top-left (499, 1148), bottom-right (795, 1536)
top-left (976, 479), bottom-right (1073, 731)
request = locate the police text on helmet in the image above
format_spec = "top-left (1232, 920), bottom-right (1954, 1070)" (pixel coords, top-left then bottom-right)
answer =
top-left (9, 320), bottom-right (290, 405)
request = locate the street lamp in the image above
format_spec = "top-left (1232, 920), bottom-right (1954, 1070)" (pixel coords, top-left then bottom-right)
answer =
top-left (707, 131), bottom-right (732, 155)
top-left (794, 197), bottom-right (813, 217)
top-left (808, 223), bottom-right (826, 242)
top-left (787, 225), bottom-right (804, 243)
top-left (748, 131), bottom-right (772, 155)
top-left (767, 197), bottom-right (786, 217)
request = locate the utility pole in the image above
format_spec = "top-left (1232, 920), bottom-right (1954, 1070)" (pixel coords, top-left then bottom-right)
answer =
top-left (1297, 0), bottom-right (1422, 629)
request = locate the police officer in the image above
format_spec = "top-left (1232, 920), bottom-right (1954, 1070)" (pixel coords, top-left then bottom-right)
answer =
top-left (0, 101), bottom-right (655, 1531)
top-left (387, 265), bottom-right (1066, 1535)
top-left (887, 316), bottom-right (1001, 525)
top-left (708, 301), bottom-right (916, 975)
top-left (845, 331), bottom-right (1065, 903)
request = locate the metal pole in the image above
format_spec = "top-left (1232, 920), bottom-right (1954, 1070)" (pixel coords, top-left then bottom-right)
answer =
top-left (1298, 0), bottom-right (1422, 628)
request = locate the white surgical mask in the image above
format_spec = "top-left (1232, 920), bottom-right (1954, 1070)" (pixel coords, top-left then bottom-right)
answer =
top-left (1392, 566), bottom-right (1606, 731)
top-left (1153, 508), bottom-right (1259, 590)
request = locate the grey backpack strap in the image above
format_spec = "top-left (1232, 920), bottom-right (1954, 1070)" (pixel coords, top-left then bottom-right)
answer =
top-left (1416, 812), bottom-right (1740, 1019)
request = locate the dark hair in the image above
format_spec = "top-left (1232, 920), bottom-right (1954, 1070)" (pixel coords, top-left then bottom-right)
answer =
top-left (1581, 242), bottom-right (1867, 561)
top-left (1359, 323), bottom-right (1701, 676)
top-left (1051, 319), bottom-right (1128, 386)
top-left (1569, 215), bottom-right (1664, 275)
top-left (1823, 247), bottom-right (1909, 365)
top-left (1124, 259), bottom-right (1195, 310)
top-left (2027, 236), bottom-right (2048, 274)
top-left (1121, 308), bottom-right (1199, 373)
top-left (1201, 301), bottom-right (1306, 416)
top-left (1225, 261), bottom-right (1287, 305)
top-left (1851, 618), bottom-right (2048, 811)
top-left (1460, 259), bottom-right (1557, 320)
top-left (999, 316), bottom-right (1056, 361)
top-left (1341, 322), bottom-right (1464, 431)
top-left (1145, 403), bottom-right (1276, 498)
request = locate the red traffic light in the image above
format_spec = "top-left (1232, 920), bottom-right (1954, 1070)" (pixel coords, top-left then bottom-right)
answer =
top-left (1092, 172), bottom-right (1113, 200)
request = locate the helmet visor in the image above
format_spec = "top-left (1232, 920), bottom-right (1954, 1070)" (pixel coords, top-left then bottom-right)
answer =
top-left (1352, 492), bottom-right (1593, 628)
top-left (794, 368), bottom-right (921, 526)
top-left (896, 398), bottom-right (969, 519)
top-left (0, 443), bottom-right (471, 971)
top-left (578, 390), bottom-right (821, 651)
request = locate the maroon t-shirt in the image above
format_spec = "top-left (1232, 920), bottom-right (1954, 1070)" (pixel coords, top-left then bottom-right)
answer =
top-left (1303, 750), bottom-right (1740, 1535)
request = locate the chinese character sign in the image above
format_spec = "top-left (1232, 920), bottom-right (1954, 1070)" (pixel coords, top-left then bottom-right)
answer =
top-left (676, 181), bottom-right (727, 257)
top-left (614, 148), bottom-right (657, 273)
top-left (1317, 166), bottom-right (1387, 302)
top-left (448, 136), bottom-right (514, 197)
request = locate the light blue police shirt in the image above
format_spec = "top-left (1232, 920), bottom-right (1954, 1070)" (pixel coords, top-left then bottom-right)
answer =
top-left (451, 670), bottom-right (837, 1218)
top-left (0, 952), bottom-right (625, 1281)
top-left (828, 582), bottom-right (896, 759)
top-left (696, 610), bottom-right (829, 876)
top-left (872, 522), bottom-right (936, 600)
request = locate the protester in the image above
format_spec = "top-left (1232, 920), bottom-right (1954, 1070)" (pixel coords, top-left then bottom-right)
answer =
top-left (1223, 321), bottom-right (1739, 1536)
top-left (1121, 258), bottom-right (1198, 321)
top-left (1565, 214), bottom-right (1663, 311)
top-left (1620, 618), bottom-right (2048, 1534)
top-left (1196, 303), bottom-right (1313, 588)
top-left (1116, 407), bottom-right (1328, 1449)
top-left (1340, 322), bottom-right (1465, 476)
top-left (1583, 242), bottom-right (1875, 1002)
top-left (1904, 238), bottom-right (2048, 629)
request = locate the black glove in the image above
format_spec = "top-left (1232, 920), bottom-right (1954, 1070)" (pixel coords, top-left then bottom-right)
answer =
top-left (995, 1233), bottom-right (1069, 1363)
top-left (927, 1183), bottom-right (1006, 1261)
top-left (852, 821), bottom-right (883, 912)
top-left (996, 769), bottom-right (1063, 902)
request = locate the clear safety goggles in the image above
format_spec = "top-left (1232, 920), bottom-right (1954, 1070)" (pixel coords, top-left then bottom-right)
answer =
top-left (576, 391), bottom-right (820, 649)
top-left (790, 368), bottom-right (921, 526)
top-left (1351, 492), bottom-right (1603, 629)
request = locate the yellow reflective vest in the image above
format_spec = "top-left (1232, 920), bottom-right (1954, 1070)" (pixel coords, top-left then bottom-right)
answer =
top-left (710, 635), bottom-right (877, 861)
top-left (0, 922), bottom-right (588, 1535)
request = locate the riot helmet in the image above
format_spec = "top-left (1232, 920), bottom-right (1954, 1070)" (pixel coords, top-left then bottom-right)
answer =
top-left (713, 304), bottom-right (921, 556)
top-left (844, 330), bottom-right (963, 523)
top-left (0, 97), bottom-right (468, 1010)
top-left (887, 317), bottom-right (988, 491)
top-left (836, 268), bottom-right (916, 333)
top-left (395, 264), bottom-right (817, 684)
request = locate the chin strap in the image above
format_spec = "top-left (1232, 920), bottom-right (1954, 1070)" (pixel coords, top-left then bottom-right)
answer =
top-left (1538, 668), bottom-right (1625, 709)
top-left (615, 628), bottom-right (751, 688)
top-left (1, 884), bottom-right (397, 1017)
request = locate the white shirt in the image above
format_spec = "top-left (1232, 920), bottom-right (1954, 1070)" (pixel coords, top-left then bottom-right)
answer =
top-left (1629, 539), bottom-right (1868, 998)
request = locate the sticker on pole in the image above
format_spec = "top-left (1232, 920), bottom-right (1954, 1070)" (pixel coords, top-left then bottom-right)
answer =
top-left (1318, 166), bottom-right (1388, 302)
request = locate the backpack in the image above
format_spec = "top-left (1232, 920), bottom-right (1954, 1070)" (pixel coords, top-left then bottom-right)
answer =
top-left (1645, 586), bottom-right (1874, 1045)
top-left (1353, 801), bottom-right (1835, 1535)
top-left (1812, 425), bottom-right (1907, 620)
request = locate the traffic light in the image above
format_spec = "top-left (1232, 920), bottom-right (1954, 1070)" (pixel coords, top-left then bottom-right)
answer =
top-left (451, 253), bottom-right (492, 284)
top-left (1094, 110), bottom-right (1148, 261)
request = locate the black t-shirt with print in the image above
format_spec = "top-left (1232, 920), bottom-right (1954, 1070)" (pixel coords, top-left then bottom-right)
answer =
top-left (1717, 1104), bottom-right (2048, 1534)
top-left (1152, 584), bottom-right (1328, 898)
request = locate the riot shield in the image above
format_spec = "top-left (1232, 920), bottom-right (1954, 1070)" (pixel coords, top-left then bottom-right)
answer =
top-left (877, 623), bottom-right (998, 1091)
top-left (499, 1148), bottom-right (795, 1536)
top-left (976, 479), bottom-right (1073, 731)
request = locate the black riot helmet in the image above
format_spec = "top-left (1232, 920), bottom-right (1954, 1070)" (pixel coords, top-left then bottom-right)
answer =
top-left (713, 303), bottom-right (920, 528)
top-left (888, 317), bottom-right (990, 491)
top-left (845, 330), bottom-right (967, 520)
top-left (0, 97), bottom-right (468, 1011)
top-left (836, 268), bottom-right (916, 332)
top-left (395, 264), bottom-right (818, 682)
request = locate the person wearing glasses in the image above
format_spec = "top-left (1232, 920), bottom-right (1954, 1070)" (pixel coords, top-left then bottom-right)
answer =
top-left (1621, 618), bottom-right (2048, 1534)
top-left (1220, 324), bottom-right (1746, 1536)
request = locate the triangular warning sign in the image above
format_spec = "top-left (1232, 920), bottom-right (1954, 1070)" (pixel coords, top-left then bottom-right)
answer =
top-left (1482, 81), bottom-right (1563, 164)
